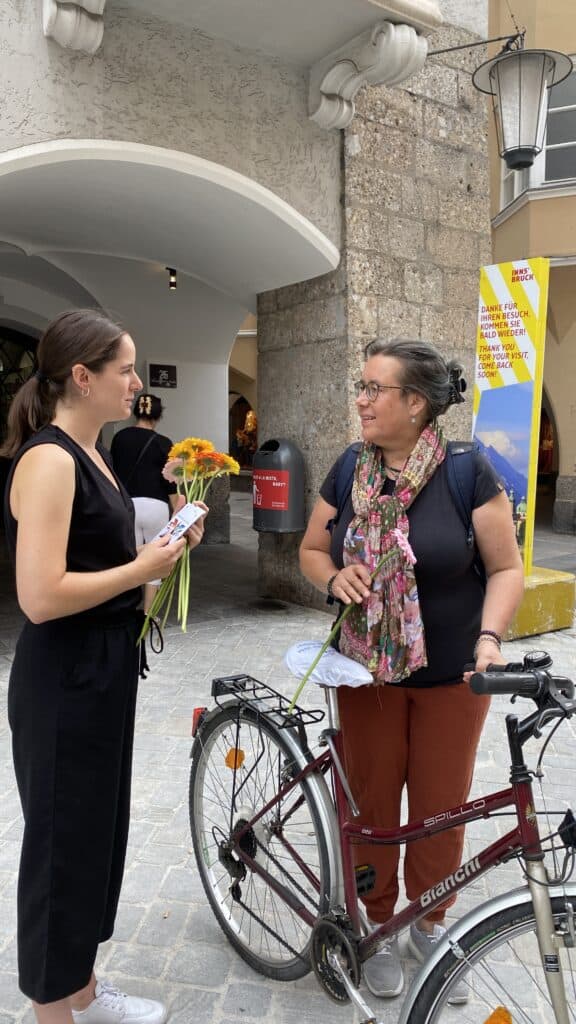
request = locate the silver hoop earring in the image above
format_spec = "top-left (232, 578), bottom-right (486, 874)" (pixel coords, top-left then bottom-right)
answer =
top-left (81, 387), bottom-right (90, 399)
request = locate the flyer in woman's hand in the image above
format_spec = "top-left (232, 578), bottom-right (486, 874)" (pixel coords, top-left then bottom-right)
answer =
top-left (154, 503), bottom-right (205, 544)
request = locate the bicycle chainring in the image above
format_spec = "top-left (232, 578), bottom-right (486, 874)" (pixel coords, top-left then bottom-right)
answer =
top-left (311, 916), bottom-right (361, 1003)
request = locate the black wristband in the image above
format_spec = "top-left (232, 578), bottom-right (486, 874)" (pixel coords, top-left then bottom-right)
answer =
top-left (326, 573), bottom-right (338, 599)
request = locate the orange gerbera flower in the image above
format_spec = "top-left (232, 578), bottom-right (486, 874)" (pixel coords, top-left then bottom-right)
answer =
top-left (193, 450), bottom-right (230, 474)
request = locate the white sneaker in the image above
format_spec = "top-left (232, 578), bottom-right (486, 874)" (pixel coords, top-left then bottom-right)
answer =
top-left (408, 923), bottom-right (469, 1005)
top-left (71, 980), bottom-right (167, 1024)
top-left (363, 936), bottom-right (405, 998)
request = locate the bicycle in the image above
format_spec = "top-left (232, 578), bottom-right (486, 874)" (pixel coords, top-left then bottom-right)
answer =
top-left (188, 650), bottom-right (576, 1023)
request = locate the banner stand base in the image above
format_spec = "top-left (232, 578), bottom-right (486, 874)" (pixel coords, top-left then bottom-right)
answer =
top-left (506, 567), bottom-right (575, 639)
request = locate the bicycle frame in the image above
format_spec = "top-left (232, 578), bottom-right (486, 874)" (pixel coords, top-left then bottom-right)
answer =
top-left (230, 685), bottom-right (550, 959)
top-left (198, 667), bottom-right (575, 1024)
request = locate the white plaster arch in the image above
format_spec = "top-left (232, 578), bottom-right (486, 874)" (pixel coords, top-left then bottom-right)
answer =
top-left (0, 139), bottom-right (341, 311)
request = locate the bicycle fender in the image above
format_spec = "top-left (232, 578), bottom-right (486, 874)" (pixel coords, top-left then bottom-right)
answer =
top-left (398, 881), bottom-right (576, 1023)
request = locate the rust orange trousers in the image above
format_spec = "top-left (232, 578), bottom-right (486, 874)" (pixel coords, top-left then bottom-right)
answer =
top-left (338, 682), bottom-right (490, 923)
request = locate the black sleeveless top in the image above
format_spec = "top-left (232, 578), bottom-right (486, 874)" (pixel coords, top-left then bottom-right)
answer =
top-left (4, 425), bottom-right (141, 622)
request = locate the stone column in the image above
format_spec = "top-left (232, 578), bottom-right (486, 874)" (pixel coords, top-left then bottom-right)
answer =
top-left (257, 24), bottom-right (492, 607)
top-left (257, 253), bottom-right (349, 606)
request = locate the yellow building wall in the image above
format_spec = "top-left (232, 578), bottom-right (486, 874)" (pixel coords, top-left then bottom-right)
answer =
top-left (493, 196), bottom-right (576, 261)
top-left (487, 0), bottom-right (576, 218)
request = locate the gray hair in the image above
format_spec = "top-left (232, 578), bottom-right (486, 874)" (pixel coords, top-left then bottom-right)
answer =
top-left (363, 337), bottom-right (466, 422)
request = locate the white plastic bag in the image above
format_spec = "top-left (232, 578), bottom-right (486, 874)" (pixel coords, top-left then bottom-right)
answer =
top-left (283, 641), bottom-right (373, 689)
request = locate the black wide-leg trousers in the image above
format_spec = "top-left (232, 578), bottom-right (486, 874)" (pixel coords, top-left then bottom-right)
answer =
top-left (8, 614), bottom-right (141, 1004)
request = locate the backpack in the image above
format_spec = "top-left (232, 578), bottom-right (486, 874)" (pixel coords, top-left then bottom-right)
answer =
top-left (331, 441), bottom-right (486, 588)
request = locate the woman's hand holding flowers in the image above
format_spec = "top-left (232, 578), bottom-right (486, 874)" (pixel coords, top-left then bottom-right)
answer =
top-left (134, 535), bottom-right (187, 583)
top-left (184, 501), bottom-right (208, 549)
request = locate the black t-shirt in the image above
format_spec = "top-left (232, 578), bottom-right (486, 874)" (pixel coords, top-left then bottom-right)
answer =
top-left (4, 424), bottom-right (141, 622)
top-left (320, 450), bottom-right (503, 687)
top-left (110, 427), bottom-right (176, 505)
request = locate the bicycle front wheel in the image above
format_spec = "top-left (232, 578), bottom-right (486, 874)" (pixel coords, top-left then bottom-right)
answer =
top-left (408, 890), bottom-right (576, 1024)
top-left (189, 704), bottom-right (334, 981)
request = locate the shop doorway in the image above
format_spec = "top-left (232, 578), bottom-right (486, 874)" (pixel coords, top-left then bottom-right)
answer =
top-left (535, 392), bottom-right (558, 526)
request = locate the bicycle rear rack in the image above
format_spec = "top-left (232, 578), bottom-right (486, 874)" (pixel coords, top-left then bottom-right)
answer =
top-left (211, 673), bottom-right (325, 730)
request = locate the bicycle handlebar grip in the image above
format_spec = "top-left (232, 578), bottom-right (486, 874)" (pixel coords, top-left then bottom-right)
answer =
top-left (470, 665), bottom-right (541, 696)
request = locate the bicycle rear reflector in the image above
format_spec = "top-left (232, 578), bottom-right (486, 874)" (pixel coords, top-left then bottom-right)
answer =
top-left (191, 707), bottom-right (207, 737)
top-left (225, 748), bottom-right (245, 770)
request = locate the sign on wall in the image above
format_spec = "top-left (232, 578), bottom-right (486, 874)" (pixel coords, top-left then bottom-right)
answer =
top-left (149, 363), bottom-right (177, 389)
top-left (473, 258), bottom-right (550, 574)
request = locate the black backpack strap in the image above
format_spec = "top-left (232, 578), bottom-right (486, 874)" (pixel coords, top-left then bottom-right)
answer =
top-left (123, 432), bottom-right (157, 489)
top-left (445, 441), bottom-right (477, 545)
top-left (446, 441), bottom-right (486, 588)
top-left (328, 442), bottom-right (361, 532)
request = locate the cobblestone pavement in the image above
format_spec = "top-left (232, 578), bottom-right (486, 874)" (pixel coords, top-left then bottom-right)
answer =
top-left (0, 494), bottom-right (574, 1023)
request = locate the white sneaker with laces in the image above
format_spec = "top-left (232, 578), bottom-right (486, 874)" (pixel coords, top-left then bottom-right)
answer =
top-left (408, 922), bottom-right (469, 1005)
top-left (71, 980), bottom-right (167, 1024)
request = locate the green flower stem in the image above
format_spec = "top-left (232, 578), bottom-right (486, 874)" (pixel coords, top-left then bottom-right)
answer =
top-left (287, 601), bottom-right (356, 713)
top-left (287, 548), bottom-right (398, 712)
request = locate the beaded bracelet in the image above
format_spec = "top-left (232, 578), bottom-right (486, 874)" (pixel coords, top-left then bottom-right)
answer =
top-left (326, 573), bottom-right (339, 599)
top-left (478, 629), bottom-right (502, 645)
top-left (473, 631), bottom-right (502, 660)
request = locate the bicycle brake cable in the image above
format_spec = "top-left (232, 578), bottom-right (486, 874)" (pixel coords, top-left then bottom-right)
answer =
top-left (535, 716), bottom-right (564, 881)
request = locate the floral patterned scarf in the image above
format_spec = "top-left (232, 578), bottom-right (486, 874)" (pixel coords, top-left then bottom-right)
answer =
top-left (340, 424), bottom-right (446, 683)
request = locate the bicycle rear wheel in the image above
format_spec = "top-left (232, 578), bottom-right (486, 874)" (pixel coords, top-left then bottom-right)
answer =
top-left (189, 704), bottom-right (334, 981)
top-left (407, 889), bottom-right (576, 1024)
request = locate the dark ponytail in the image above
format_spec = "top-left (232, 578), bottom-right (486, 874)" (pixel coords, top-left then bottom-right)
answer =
top-left (0, 310), bottom-right (125, 458)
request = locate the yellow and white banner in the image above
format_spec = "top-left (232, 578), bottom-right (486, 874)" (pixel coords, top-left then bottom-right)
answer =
top-left (473, 259), bottom-right (550, 574)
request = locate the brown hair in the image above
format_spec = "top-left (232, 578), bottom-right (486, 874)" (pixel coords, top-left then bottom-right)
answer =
top-left (363, 337), bottom-right (466, 423)
top-left (0, 309), bottom-right (126, 457)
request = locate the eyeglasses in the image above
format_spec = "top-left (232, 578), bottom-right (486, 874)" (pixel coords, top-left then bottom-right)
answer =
top-left (353, 380), bottom-right (405, 402)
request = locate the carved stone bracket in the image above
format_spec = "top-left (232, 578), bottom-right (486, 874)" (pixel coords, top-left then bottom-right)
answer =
top-left (43, 0), bottom-right (107, 55)
top-left (309, 15), bottom-right (438, 131)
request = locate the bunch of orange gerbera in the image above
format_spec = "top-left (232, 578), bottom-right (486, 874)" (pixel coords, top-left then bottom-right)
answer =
top-left (139, 438), bottom-right (239, 641)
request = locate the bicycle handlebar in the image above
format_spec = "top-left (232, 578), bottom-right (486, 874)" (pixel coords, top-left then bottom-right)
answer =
top-left (470, 652), bottom-right (575, 707)
top-left (470, 668), bottom-right (543, 697)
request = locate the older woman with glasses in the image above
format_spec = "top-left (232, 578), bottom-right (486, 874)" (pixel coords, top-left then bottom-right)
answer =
top-left (299, 338), bottom-right (524, 1003)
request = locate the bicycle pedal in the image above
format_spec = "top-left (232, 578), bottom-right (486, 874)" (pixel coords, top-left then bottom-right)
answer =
top-left (355, 864), bottom-right (376, 895)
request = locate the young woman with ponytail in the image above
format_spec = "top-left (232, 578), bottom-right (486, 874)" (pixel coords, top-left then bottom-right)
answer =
top-left (2, 310), bottom-right (205, 1024)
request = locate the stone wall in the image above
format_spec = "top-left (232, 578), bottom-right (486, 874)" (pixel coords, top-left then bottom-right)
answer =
top-left (257, 254), bottom-right (350, 604)
top-left (257, 23), bottom-right (492, 607)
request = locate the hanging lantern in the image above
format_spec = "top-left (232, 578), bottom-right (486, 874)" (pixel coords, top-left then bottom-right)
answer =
top-left (473, 46), bottom-right (573, 170)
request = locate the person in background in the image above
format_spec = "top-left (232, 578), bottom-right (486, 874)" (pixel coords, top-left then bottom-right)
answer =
top-left (1, 309), bottom-right (205, 1024)
top-left (515, 495), bottom-right (527, 548)
top-left (299, 337), bottom-right (524, 1004)
top-left (110, 394), bottom-right (178, 612)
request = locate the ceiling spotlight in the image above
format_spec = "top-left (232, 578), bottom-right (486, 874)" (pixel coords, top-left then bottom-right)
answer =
top-left (167, 267), bottom-right (177, 290)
